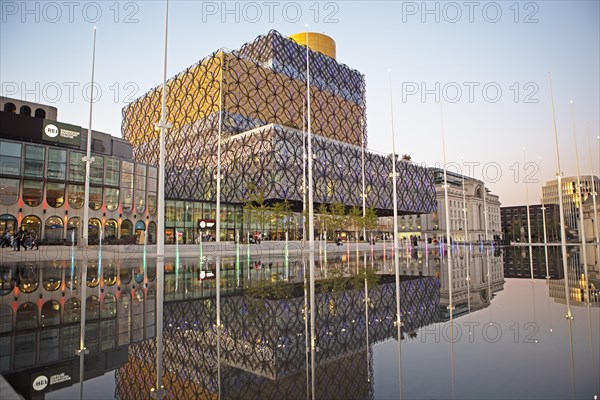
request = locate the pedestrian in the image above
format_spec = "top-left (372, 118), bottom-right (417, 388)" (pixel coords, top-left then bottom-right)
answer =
top-left (29, 230), bottom-right (39, 250)
top-left (14, 227), bottom-right (23, 251)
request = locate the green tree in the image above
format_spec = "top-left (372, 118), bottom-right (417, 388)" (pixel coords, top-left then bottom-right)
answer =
top-left (316, 203), bottom-right (330, 239)
top-left (348, 206), bottom-right (363, 241)
top-left (329, 202), bottom-right (347, 237)
top-left (243, 183), bottom-right (272, 237)
top-left (364, 207), bottom-right (379, 240)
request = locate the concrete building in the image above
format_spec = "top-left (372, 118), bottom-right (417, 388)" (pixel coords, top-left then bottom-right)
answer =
top-left (542, 175), bottom-right (600, 235)
top-left (379, 168), bottom-right (502, 243)
top-left (0, 98), bottom-right (158, 245)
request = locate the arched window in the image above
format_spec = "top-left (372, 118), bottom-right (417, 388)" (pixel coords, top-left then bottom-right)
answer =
top-left (21, 215), bottom-right (42, 238)
top-left (101, 293), bottom-right (117, 318)
top-left (64, 298), bottom-right (81, 323)
top-left (46, 182), bottom-right (65, 208)
top-left (19, 105), bottom-right (31, 116)
top-left (118, 292), bottom-right (131, 346)
top-left (88, 218), bottom-right (101, 243)
top-left (120, 263), bottom-right (132, 285)
top-left (44, 216), bottom-right (64, 243)
top-left (23, 180), bottom-right (43, 207)
top-left (87, 261), bottom-right (100, 288)
top-left (67, 217), bottom-right (80, 243)
top-left (105, 219), bottom-right (118, 240)
top-left (34, 108), bottom-right (46, 118)
top-left (41, 300), bottom-right (60, 327)
top-left (105, 188), bottom-right (119, 211)
top-left (3, 102), bottom-right (16, 113)
top-left (17, 264), bottom-right (39, 293)
top-left (86, 295), bottom-right (100, 320)
top-left (89, 187), bottom-right (103, 210)
top-left (121, 219), bottom-right (133, 238)
top-left (147, 221), bottom-right (157, 244)
top-left (135, 220), bottom-right (145, 244)
top-left (0, 214), bottom-right (17, 234)
top-left (0, 179), bottom-right (19, 205)
top-left (16, 302), bottom-right (38, 331)
top-left (42, 265), bottom-right (61, 291)
top-left (0, 304), bottom-right (13, 333)
top-left (67, 184), bottom-right (84, 209)
top-left (103, 262), bottom-right (117, 286)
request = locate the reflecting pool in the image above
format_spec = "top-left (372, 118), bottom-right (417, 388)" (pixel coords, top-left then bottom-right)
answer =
top-left (0, 245), bottom-right (598, 399)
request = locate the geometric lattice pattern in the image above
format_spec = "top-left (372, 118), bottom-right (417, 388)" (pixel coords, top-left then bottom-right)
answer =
top-left (122, 30), bottom-right (435, 214)
top-left (114, 276), bottom-right (440, 399)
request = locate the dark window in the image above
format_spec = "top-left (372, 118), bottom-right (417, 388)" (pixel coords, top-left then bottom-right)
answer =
top-left (34, 108), bottom-right (46, 118)
top-left (19, 105), bottom-right (31, 116)
top-left (3, 103), bottom-right (16, 113)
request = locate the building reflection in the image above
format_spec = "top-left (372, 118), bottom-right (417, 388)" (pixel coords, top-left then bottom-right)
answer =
top-left (547, 248), bottom-right (600, 307)
top-left (0, 259), bottom-right (156, 399)
top-left (0, 248), bottom-right (506, 399)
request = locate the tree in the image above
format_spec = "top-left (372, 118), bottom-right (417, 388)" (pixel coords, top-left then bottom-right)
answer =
top-left (364, 207), bottom-right (379, 239)
top-left (316, 203), bottom-right (330, 239)
top-left (243, 183), bottom-right (272, 237)
top-left (329, 202), bottom-right (347, 237)
top-left (348, 206), bottom-right (363, 241)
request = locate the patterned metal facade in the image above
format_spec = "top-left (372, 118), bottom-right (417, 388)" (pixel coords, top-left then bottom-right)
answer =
top-left (122, 30), bottom-right (435, 215)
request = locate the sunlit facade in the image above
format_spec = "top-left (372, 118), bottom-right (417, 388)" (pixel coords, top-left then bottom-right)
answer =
top-left (122, 30), bottom-right (436, 241)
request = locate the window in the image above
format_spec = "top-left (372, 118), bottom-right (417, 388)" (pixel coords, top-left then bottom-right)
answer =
top-left (88, 218), bottom-right (101, 242)
top-left (147, 221), bottom-right (156, 244)
top-left (89, 187), bottom-right (103, 210)
top-left (67, 217), bottom-right (80, 244)
top-left (46, 182), bottom-right (65, 208)
top-left (67, 184), bottom-right (84, 209)
top-left (0, 141), bottom-right (21, 175)
top-left (0, 214), bottom-right (17, 235)
top-left (19, 105), bottom-right (31, 116)
top-left (3, 103), bottom-right (16, 113)
top-left (34, 108), bottom-right (46, 118)
top-left (23, 180), bottom-right (43, 207)
top-left (0, 178), bottom-right (19, 205)
top-left (44, 216), bottom-right (64, 243)
top-left (21, 215), bottom-right (41, 240)
top-left (90, 156), bottom-right (104, 185)
top-left (24, 145), bottom-right (45, 178)
top-left (135, 164), bottom-right (146, 214)
top-left (69, 151), bottom-right (85, 182)
top-left (121, 219), bottom-right (133, 237)
top-left (105, 188), bottom-right (119, 211)
top-left (147, 166), bottom-right (157, 215)
top-left (105, 158), bottom-right (120, 186)
top-left (121, 161), bottom-right (134, 212)
top-left (105, 219), bottom-right (118, 239)
top-left (16, 303), bottom-right (37, 331)
top-left (47, 148), bottom-right (67, 180)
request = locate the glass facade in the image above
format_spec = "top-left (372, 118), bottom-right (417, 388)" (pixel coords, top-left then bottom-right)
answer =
top-left (0, 139), bottom-right (155, 242)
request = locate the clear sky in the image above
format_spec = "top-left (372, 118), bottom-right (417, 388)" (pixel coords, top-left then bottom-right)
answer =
top-left (1, 0), bottom-right (598, 206)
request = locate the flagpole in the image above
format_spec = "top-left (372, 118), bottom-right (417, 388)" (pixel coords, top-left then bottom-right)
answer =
top-left (78, 25), bottom-right (96, 400)
top-left (548, 73), bottom-right (572, 319)
top-left (152, 0), bottom-right (170, 398)
top-left (81, 27), bottom-right (97, 247)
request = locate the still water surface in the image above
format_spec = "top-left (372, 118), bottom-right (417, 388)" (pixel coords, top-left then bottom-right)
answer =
top-left (0, 245), bottom-right (598, 399)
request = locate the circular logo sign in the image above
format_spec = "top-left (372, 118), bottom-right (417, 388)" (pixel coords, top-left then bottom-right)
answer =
top-left (45, 124), bottom-right (59, 138)
top-left (200, 221), bottom-right (206, 228)
top-left (33, 375), bottom-right (48, 391)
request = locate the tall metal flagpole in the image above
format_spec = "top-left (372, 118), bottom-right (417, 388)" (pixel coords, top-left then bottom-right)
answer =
top-left (302, 99), bottom-right (306, 249)
top-left (216, 51), bottom-right (224, 244)
top-left (82, 27), bottom-right (97, 246)
top-left (461, 171), bottom-right (469, 243)
top-left (389, 69), bottom-right (402, 399)
top-left (77, 26), bottom-right (96, 399)
top-left (440, 103), bottom-right (455, 399)
top-left (539, 157), bottom-right (551, 279)
top-left (305, 28), bottom-right (317, 399)
top-left (570, 101), bottom-right (590, 305)
top-left (523, 148), bottom-right (534, 281)
top-left (548, 73), bottom-right (572, 319)
top-left (361, 123), bottom-right (367, 241)
top-left (152, 1), bottom-right (170, 398)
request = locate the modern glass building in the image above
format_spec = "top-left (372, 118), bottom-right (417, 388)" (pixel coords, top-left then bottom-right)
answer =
top-left (0, 98), bottom-right (158, 245)
top-left (122, 30), bottom-right (436, 242)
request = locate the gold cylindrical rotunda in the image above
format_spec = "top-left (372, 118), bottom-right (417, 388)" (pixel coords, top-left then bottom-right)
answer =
top-left (289, 32), bottom-right (336, 59)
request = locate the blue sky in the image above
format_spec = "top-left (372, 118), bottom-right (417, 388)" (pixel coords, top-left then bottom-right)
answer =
top-left (1, 0), bottom-right (599, 206)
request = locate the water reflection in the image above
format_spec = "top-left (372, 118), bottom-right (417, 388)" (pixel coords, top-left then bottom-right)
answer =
top-left (0, 245), bottom-right (598, 399)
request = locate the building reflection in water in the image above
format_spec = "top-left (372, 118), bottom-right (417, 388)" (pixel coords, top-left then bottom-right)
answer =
top-left (0, 246), bottom-right (508, 399)
top-left (0, 259), bottom-right (156, 398)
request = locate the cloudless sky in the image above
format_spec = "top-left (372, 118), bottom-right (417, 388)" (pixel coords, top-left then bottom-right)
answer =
top-left (1, 0), bottom-right (598, 206)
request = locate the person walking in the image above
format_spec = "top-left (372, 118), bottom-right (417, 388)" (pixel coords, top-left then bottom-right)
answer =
top-left (14, 227), bottom-right (23, 251)
top-left (29, 230), bottom-right (39, 250)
